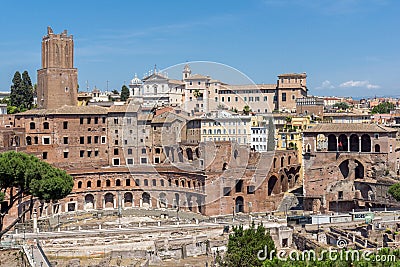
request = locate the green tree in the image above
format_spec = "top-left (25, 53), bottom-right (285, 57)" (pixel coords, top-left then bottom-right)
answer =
top-left (120, 85), bottom-right (130, 102)
top-left (10, 71), bottom-right (34, 112)
top-left (371, 101), bottom-right (395, 114)
top-left (219, 223), bottom-right (275, 267)
top-left (333, 102), bottom-right (350, 110)
top-left (0, 151), bottom-right (73, 237)
top-left (243, 105), bottom-right (252, 115)
top-left (389, 183), bottom-right (400, 201)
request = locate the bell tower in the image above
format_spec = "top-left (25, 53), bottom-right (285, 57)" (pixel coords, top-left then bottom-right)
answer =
top-left (37, 27), bottom-right (78, 109)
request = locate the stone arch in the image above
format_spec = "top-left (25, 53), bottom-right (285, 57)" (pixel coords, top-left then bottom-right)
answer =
top-left (295, 174), bottom-right (300, 185)
top-left (235, 196), bottom-right (244, 213)
top-left (104, 193), bottom-right (114, 209)
top-left (174, 193), bottom-right (180, 208)
top-left (338, 134), bottom-right (348, 151)
top-left (327, 134), bottom-right (337, 151)
top-left (350, 134), bottom-right (359, 152)
top-left (142, 192), bottom-right (150, 207)
top-left (178, 147), bottom-right (184, 162)
top-left (233, 149), bottom-right (238, 159)
top-left (361, 134), bottom-right (371, 152)
top-left (339, 160), bottom-right (350, 178)
top-left (268, 176), bottom-right (278, 196)
top-left (124, 192), bottom-right (133, 208)
top-left (281, 175), bottom-right (288, 192)
top-left (355, 183), bottom-right (374, 200)
top-left (186, 148), bottom-right (193, 161)
top-left (222, 162), bottom-right (228, 171)
top-left (84, 194), bottom-right (94, 210)
top-left (355, 160), bottom-right (364, 178)
top-left (375, 144), bottom-right (380, 153)
top-left (159, 192), bottom-right (167, 208)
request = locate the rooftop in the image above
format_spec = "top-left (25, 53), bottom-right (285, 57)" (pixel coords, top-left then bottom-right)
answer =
top-left (305, 123), bottom-right (397, 133)
top-left (16, 105), bottom-right (108, 116)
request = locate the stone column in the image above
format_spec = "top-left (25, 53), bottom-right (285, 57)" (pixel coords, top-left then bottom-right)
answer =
top-left (139, 198), bottom-right (143, 208)
top-left (347, 136), bottom-right (350, 152)
top-left (102, 197), bottom-right (105, 210)
top-left (113, 198), bottom-right (116, 209)
top-left (359, 136), bottom-right (362, 152)
top-left (204, 88), bottom-right (209, 113)
top-left (33, 209), bottom-right (38, 233)
top-left (336, 136), bottom-right (339, 151)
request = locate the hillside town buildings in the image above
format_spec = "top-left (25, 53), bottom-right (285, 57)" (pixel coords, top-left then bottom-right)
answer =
top-left (1, 26), bottom-right (400, 234)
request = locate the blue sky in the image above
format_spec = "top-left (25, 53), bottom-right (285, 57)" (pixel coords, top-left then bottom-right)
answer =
top-left (0, 0), bottom-right (399, 97)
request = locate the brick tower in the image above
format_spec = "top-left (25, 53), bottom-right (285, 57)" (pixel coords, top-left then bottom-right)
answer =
top-left (37, 27), bottom-right (78, 109)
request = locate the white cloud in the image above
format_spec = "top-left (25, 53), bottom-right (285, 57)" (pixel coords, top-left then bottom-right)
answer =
top-left (339, 80), bottom-right (380, 89)
top-left (316, 80), bottom-right (334, 90)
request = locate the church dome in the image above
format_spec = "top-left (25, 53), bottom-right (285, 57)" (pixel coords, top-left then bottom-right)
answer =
top-left (130, 73), bottom-right (142, 85)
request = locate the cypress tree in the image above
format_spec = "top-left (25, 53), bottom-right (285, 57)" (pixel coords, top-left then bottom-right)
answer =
top-left (120, 85), bottom-right (130, 102)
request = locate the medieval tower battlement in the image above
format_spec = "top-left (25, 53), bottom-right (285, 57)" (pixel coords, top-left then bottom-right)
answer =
top-left (37, 26), bottom-right (78, 109)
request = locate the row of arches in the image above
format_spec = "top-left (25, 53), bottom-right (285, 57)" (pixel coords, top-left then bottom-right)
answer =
top-left (76, 177), bottom-right (205, 192)
top-left (29, 121), bottom-right (50, 130)
top-left (163, 146), bottom-right (201, 162)
top-left (272, 154), bottom-right (296, 169)
top-left (267, 173), bottom-right (300, 196)
top-left (83, 191), bottom-right (204, 212)
top-left (327, 134), bottom-right (374, 152)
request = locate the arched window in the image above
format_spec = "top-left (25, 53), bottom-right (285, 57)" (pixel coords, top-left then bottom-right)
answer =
top-left (181, 180), bottom-right (185, 187)
top-left (327, 134), bottom-right (337, 151)
top-left (160, 179), bottom-right (165, 186)
top-left (273, 158), bottom-right (277, 168)
top-left (78, 181), bottom-right (82, 189)
top-left (338, 134), bottom-right (348, 151)
top-left (235, 196), bottom-right (244, 213)
top-left (350, 134), bottom-right (359, 152)
top-left (97, 180), bottom-right (101, 187)
top-left (281, 157), bottom-right (284, 167)
top-left (152, 179), bottom-right (157, 186)
top-left (375, 144), bottom-right (380, 153)
top-left (26, 136), bottom-right (32, 145)
top-left (268, 176), bottom-right (278, 196)
top-left (34, 136), bottom-right (38, 144)
top-left (106, 179), bottom-right (111, 187)
top-left (30, 122), bottom-right (35, 130)
top-left (87, 181), bottom-right (92, 188)
top-left (43, 122), bottom-right (49, 130)
top-left (144, 179), bottom-right (149, 186)
top-left (115, 179), bottom-right (121, 186)
top-left (288, 156), bottom-right (291, 165)
top-left (142, 192), bottom-right (150, 204)
top-left (361, 134), bottom-right (371, 152)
